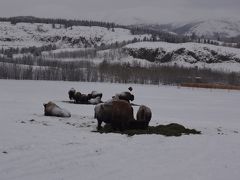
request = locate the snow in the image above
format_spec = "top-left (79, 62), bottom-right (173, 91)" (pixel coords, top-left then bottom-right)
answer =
top-left (0, 79), bottom-right (240, 180)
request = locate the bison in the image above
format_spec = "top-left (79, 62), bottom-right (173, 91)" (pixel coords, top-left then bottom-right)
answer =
top-left (44, 101), bottom-right (71, 118)
top-left (88, 91), bottom-right (103, 105)
top-left (88, 91), bottom-right (103, 99)
top-left (128, 87), bottom-right (133, 92)
top-left (73, 92), bottom-right (90, 103)
top-left (94, 100), bottom-right (134, 130)
top-left (69, 89), bottom-right (102, 104)
top-left (128, 105), bottom-right (152, 130)
top-left (89, 96), bottom-right (102, 105)
top-left (68, 88), bottom-right (76, 100)
top-left (113, 92), bottom-right (134, 102)
top-left (136, 105), bottom-right (152, 123)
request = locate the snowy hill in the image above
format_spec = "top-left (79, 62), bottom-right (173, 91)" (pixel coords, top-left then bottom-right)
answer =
top-left (0, 21), bottom-right (149, 49)
top-left (146, 19), bottom-right (240, 39)
top-left (125, 42), bottom-right (240, 72)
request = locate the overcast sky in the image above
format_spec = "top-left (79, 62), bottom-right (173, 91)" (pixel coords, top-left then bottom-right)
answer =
top-left (0, 0), bottom-right (240, 24)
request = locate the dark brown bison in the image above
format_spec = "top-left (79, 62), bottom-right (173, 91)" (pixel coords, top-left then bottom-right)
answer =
top-left (128, 87), bottom-right (133, 92)
top-left (128, 105), bottom-right (152, 129)
top-left (44, 101), bottom-right (71, 117)
top-left (73, 92), bottom-right (82, 102)
top-left (94, 100), bottom-right (134, 130)
top-left (68, 88), bottom-right (76, 100)
top-left (73, 92), bottom-right (90, 103)
top-left (69, 89), bottom-right (102, 104)
top-left (136, 105), bottom-right (152, 123)
top-left (94, 102), bottom-right (113, 129)
top-left (113, 92), bottom-right (134, 102)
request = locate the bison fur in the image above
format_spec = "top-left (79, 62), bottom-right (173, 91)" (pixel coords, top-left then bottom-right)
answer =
top-left (94, 100), bottom-right (134, 130)
top-left (68, 88), bottom-right (76, 100)
top-left (113, 92), bottom-right (134, 102)
top-left (44, 101), bottom-right (71, 118)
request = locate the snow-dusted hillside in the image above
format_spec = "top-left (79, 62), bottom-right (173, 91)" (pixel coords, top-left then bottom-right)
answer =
top-left (125, 42), bottom-right (240, 72)
top-left (0, 80), bottom-right (240, 180)
top-left (159, 19), bottom-right (240, 38)
top-left (0, 21), bottom-right (149, 49)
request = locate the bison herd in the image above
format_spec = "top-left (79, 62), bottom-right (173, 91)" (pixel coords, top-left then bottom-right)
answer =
top-left (43, 87), bottom-right (152, 131)
top-left (94, 100), bottom-right (151, 130)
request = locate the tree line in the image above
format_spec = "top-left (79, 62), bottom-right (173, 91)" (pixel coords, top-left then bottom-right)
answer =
top-left (0, 55), bottom-right (239, 86)
top-left (0, 16), bottom-right (117, 30)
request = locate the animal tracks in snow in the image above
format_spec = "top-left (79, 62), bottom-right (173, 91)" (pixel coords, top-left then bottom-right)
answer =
top-left (17, 114), bottom-right (97, 130)
top-left (216, 127), bottom-right (239, 136)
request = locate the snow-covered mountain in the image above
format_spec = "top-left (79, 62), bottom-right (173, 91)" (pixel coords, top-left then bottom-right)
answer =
top-left (125, 42), bottom-right (240, 72)
top-left (0, 21), bottom-right (149, 49)
top-left (145, 19), bottom-right (240, 39)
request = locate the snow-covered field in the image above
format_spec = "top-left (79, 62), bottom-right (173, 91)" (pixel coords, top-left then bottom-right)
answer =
top-left (0, 80), bottom-right (240, 180)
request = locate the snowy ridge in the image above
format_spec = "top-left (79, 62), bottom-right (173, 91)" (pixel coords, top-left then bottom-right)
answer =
top-left (125, 41), bottom-right (240, 72)
top-left (160, 19), bottom-right (240, 38)
top-left (184, 19), bottom-right (240, 38)
top-left (0, 21), bottom-right (149, 49)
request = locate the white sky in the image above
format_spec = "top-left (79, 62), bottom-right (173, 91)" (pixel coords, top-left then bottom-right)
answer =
top-left (0, 0), bottom-right (240, 24)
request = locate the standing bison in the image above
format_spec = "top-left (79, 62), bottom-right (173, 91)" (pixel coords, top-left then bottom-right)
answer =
top-left (94, 100), bottom-right (134, 130)
top-left (44, 101), bottom-right (71, 118)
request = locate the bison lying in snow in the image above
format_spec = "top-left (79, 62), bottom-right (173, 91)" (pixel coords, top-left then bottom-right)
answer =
top-left (68, 89), bottom-right (102, 104)
top-left (87, 91), bottom-right (103, 105)
top-left (73, 92), bottom-right (90, 103)
top-left (44, 101), bottom-right (71, 118)
top-left (113, 92), bottom-right (134, 102)
top-left (88, 96), bottom-right (102, 105)
top-left (94, 100), bottom-right (134, 130)
top-left (88, 91), bottom-right (103, 99)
